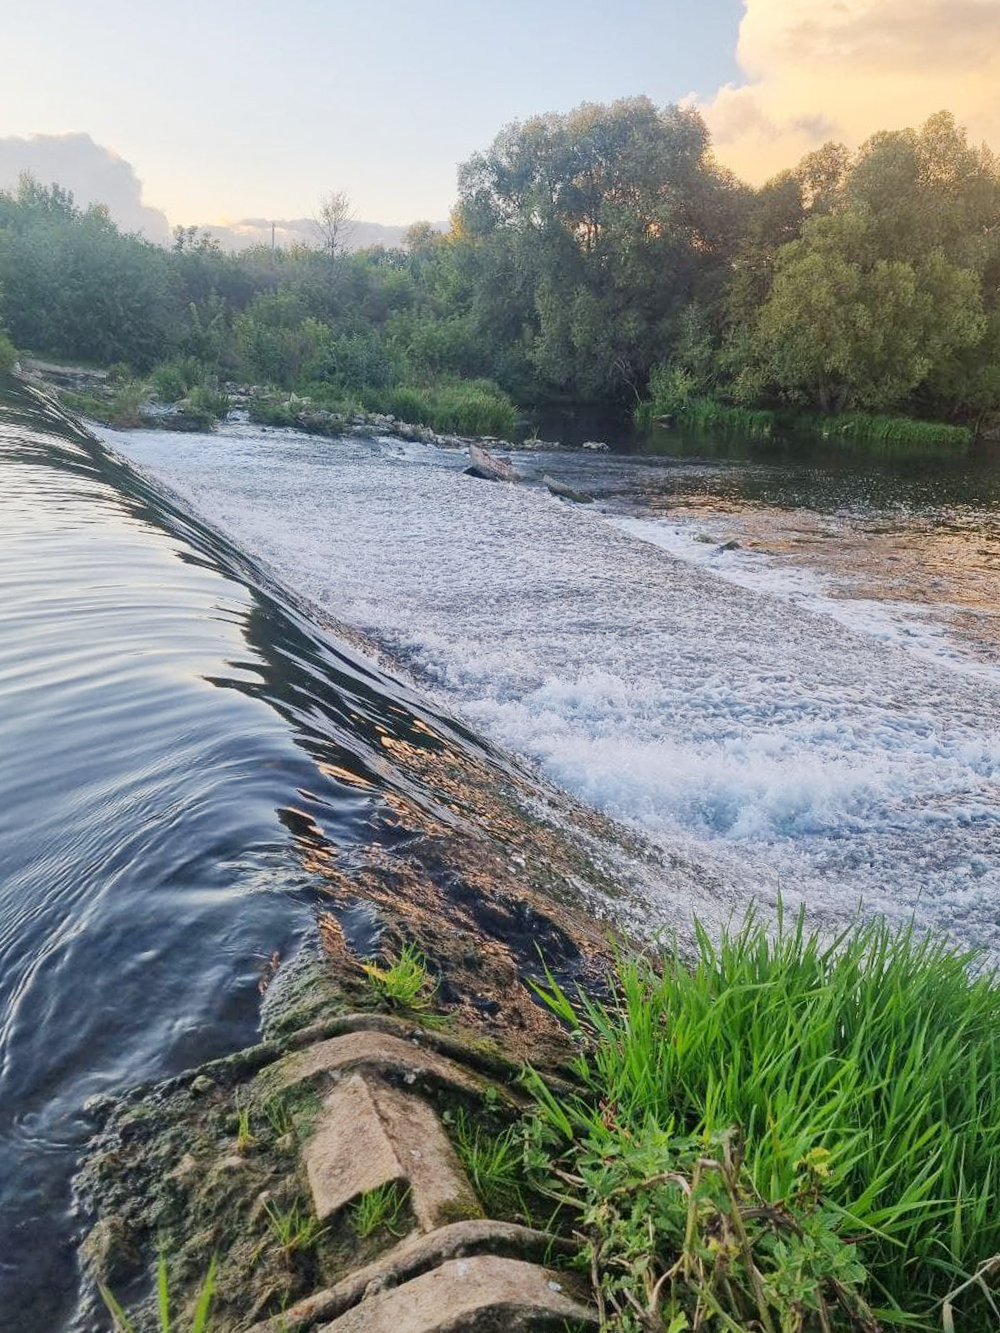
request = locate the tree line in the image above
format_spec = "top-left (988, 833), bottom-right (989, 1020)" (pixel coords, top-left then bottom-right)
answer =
top-left (1, 101), bottom-right (998, 435)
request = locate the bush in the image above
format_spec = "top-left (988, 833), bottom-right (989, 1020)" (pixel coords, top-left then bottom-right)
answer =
top-left (372, 379), bottom-right (517, 436)
top-left (151, 356), bottom-right (203, 403)
top-left (186, 381), bottom-right (229, 420)
top-left (531, 905), bottom-right (1000, 1327)
top-left (304, 326), bottom-right (396, 392)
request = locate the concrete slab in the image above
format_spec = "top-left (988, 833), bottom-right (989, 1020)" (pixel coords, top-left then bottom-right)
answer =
top-left (317, 1255), bottom-right (596, 1333)
top-left (368, 1080), bottom-right (480, 1231)
top-left (304, 1074), bottom-right (405, 1222)
top-left (246, 1220), bottom-right (573, 1333)
top-left (279, 1031), bottom-right (485, 1098)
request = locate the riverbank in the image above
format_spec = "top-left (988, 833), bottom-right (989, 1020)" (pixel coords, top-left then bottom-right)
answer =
top-left (79, 900), bottom-right (1000, 1332)
top-left (636, 393), bottom-right (978, 454)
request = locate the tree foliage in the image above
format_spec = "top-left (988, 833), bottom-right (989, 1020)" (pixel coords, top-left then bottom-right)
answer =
top-left (0, 107), bottom-right (998, 431)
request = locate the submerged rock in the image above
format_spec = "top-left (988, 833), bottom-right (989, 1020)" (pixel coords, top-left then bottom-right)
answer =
top-left (542, 474), bottom-right (593, 504)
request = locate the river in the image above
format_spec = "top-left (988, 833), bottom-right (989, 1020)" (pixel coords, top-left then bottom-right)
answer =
top-left (98, 416), bottom-right (1000, 952)
top-left (5, 382), bottom-right (1000, 1327)
top-left (0, 380), bottom-right (562, 1328)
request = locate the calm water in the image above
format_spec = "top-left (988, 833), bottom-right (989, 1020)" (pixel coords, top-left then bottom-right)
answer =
top-left (0, 381), bottom-right (499, 1329)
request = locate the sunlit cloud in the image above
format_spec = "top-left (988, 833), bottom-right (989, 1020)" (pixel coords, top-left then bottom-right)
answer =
top-left (701, 0), bottom-right (1000, 180)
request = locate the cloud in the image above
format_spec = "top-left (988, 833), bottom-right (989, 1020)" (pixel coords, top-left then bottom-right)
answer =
top-left (701, 0), bottom-right (1000, 182)
top-left (0, 133), bottom-right (172, 243)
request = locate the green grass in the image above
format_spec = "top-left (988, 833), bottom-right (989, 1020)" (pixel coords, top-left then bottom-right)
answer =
top-left (350, 1181), bottom-right (411, 1239)
top-left (101, 1254), bottom-right (216, 1333)
top-left (796, 411), bottom-right (972, 453)
top-left (365, 379), bottom-right (518, 438)
top-left (362, 942), bottom-right (437, 1011)
top-left (528, 904), bottom-right (1000, 1328)
top-left (263, 1199), bottom-right (327, 1254)
top-left (61, 381), bottom-right (147, 428)
top-left (248, 378), bottom-right (517, 439)
top-left (449, 1107), bottom-right (529, 1219)
top-left (636, 394), bottom-right (776, 439)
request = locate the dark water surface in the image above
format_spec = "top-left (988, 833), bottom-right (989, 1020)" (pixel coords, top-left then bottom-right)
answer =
top-left (0, 381), bottom-right (493, 1329)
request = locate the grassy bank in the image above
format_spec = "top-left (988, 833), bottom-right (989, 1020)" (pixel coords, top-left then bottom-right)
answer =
top-left (636, 387), bottom-right (973, 455)
top-left (635, 394), bottom-right (777, 438)
top-left (796, 411), bottom-right (973, 453)
top-left (517, 906), bottom-right (1000, 1330)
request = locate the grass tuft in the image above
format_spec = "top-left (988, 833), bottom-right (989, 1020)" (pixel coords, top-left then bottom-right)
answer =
top-left (528, 903), bottom-right (1000, 1328)
top-left (362, 942), bottom-right (437, 1011)
top-left (263, 1199), bottom-right (327, 1254)
top-left (350, 1181), bottom-right (411, 1239)
top-left (449, 1107), bottom-right (528, 1219)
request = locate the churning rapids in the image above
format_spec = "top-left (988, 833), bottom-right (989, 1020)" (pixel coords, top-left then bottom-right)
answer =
top-left (5, 377), bottom-right (1000, 1327)
top-left (99, 417), bottom-right (1000, 954)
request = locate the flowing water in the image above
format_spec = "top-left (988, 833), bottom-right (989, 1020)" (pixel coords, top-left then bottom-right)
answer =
top-left (97, 417), bottom-right (1000, 956)
top-left (0, 381), bottom-right (529, 1329)
top-left (6, 379), bottom-right (1000, 1328)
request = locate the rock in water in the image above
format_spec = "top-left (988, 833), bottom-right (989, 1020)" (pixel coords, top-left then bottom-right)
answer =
top-left (465, 442), bottom-right (516, 482)
top-left (543, 475), bottom-right (593, 504)
top-left (581, 440), bottom-right (609, 451)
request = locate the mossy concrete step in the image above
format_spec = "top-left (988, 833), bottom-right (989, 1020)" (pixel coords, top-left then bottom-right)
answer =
top-left (247, 1220), bottom-right (574, 1333)
top-left (276, 1030), bottom-right (487, 1099)
top-left (304, 1072), bottom-right (479, 1229)
top-left (316, 1255), bottom-right (596, 1333)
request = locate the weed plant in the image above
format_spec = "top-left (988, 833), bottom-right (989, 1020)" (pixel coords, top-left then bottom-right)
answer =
top-left (362, 942), bottom-right (437, 1011)
top-left (350, 1181), bottom-right (411, 1239)
top-left (101, 1254), bottom-right (216, 1333)
top-left (529, 904), bottom-right (1000, 1327)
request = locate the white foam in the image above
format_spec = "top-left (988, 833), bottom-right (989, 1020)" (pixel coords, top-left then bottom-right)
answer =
top-left (613, 515), bottom-right (998, 681)
top-left (97, 422), bottom-right (1000, 954)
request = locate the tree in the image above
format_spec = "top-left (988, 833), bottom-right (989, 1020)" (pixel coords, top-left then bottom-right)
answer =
top-left (455, 97), bottom-right (744, 401)
top-left (314, 190), bottom-right (355, 260)
top-left (751, 211), bottom-right (985, 411)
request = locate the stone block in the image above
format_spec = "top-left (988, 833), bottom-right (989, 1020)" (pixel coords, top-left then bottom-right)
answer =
top-left (279, 1030), bottom-right (485, 1098)
top-left (304, 1074), bottom-right (405, 1222)
top-left (317, 1255), bottom-right (595, 1332)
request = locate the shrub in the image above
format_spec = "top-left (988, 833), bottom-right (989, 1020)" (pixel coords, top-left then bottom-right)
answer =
top-left (151, 356), bottom-right (203, 403)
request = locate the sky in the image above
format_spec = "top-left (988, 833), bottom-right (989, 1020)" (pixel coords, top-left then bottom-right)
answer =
top-left (1, 0), bottom-right (999, 240)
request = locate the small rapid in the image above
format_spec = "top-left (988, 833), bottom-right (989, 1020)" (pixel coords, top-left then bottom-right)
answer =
top-left (100, 420), bottom-right (1000, 956)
